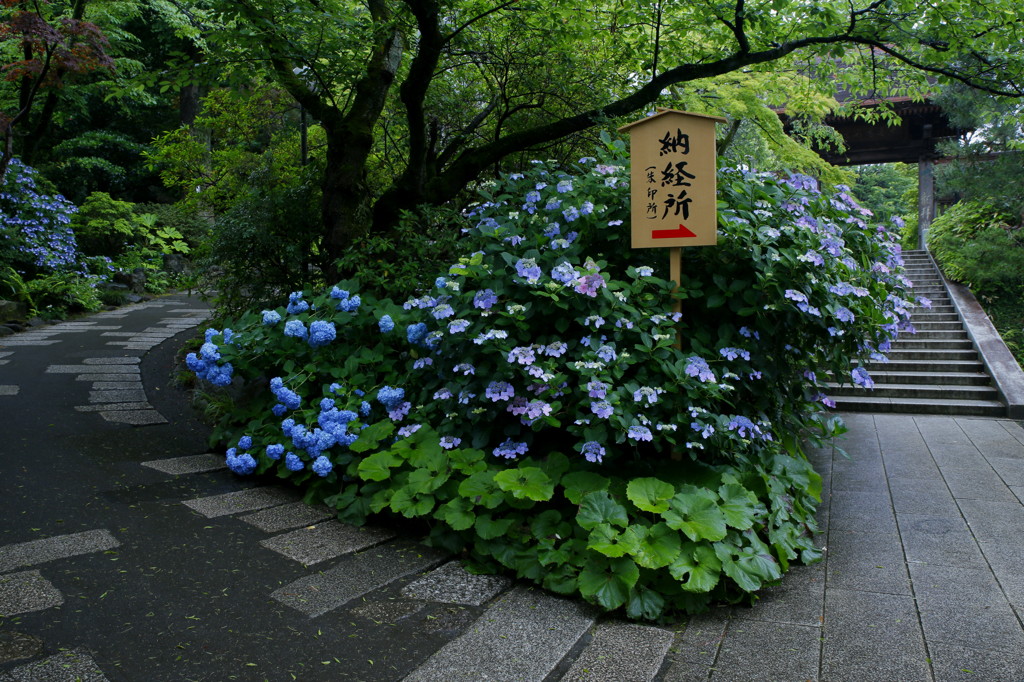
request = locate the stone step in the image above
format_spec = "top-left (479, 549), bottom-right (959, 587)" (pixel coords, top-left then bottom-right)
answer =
top-left (827, 382), bottom-right (999, 401)
top-left (831, 395), bottom-right (1006, 417)
top-left (909, 312), bottom-right (959, 322)
top-left (912, 321), bottom-right (969, 331)
top-left (884, 348), bottom-right (980, 361)
top-left (867, 358), bottom-right (985, 373)
top-left (901, 329), bottom-right (969, 340)
top-left (861, 370), bottom-right (994, 386)
top-left (892, 339), bottom-right (974, 350)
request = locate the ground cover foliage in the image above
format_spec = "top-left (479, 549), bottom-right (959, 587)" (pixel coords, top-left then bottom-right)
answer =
top-left (189, 141), bottom-right (919, 619)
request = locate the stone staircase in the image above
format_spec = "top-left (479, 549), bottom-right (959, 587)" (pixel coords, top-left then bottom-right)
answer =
top-left (828, 249), bottom-right (1006, 417)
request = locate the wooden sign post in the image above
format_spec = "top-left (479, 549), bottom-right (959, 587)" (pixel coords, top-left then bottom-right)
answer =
top-left (618, 109), bottom-right (726, 322)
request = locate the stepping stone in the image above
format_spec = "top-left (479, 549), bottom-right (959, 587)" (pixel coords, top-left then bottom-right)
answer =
top-left (260, 521), bottom-right (396, 565)
top-left (403, 586), bottom-right (597, 681)
top-left (0, 570), bottom-right (64, 616)
top-left (76, 403), bottom-right (153, 412)
top-left (182, 487), bottom-right (299, 518)
top-left (401, 560), bottom-right (511, 606)
top-left (1, 647), bottom-right (109, 681)
top-left (239, 502), bottom-right (334, 533)
top-left (562, 622), bottom-right (675, 682)
top-left (48, 364), bottom-right (139, 374)
top-left (100, 410), bottom-right (167, 425)
top-left (272, 540), bottom-right (447, 617)
top-left (141, 453), bottom-right (226, 475)
top-left (0, 386), bottom-right (19, 396)
top-left (0, 530), bottom-right (120, 573)
top-left (76, 373), bottom-right (142, 382)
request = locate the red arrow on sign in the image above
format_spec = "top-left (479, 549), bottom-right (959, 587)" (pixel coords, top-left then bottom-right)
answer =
top-left (652, 224), bottom-right (697, 239)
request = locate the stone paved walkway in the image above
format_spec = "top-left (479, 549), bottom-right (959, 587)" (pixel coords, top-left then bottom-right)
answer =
top-left (1, 296), bottom-right (1024, 680)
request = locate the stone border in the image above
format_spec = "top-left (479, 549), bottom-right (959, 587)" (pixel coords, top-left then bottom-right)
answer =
top-left (928, 251), bottom-right (1024, 419)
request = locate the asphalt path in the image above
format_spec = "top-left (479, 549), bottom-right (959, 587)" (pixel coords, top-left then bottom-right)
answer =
top-left (0, 295), bottom-right (480, 681)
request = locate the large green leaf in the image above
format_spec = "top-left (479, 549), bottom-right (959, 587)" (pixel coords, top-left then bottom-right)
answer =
top-left (435, 497), bottom-right (475, 531)
top-left (633, 522), bottom-right (682, 569)
top-left (663, 492), bottom-right (728, 541)
top-left (718, 483), bottom-right (763, 530)
top-left (626, 477), bottom-right (675, 513)
top-left (561, 471), bottom-right (610, 504)
top-left (578, 556), bottom-right (639, 610)
top-left (626, 585), bottom-right (666, 620)
top-left (577, 490), bottom-right (629, 530)
top-left (406, 466), bottom-right (449, 494)
top-left (587, 523), bottom-right (642, 558)
top-left (349, 420), bottom-right (395, 453)
top-left (458, 471), bottom-right (504, 508)
top-left (669, 543), bottom-right (722, 593)
top-left (356, 450), bottom-right (403, 481)
top-left (494, 467), bottom-right (555, 501)
top-left (530, 509), bottom-right (570, 541)
top-left (475, 513), bottom-right (515, 540)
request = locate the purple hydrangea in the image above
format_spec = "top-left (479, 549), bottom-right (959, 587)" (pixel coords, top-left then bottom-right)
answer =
top-left (581, 441), bottom-right (605, 463)
top-left (473, 289), bottom-right (498, 310)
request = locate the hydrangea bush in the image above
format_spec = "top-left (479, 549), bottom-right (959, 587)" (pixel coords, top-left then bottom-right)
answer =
top-left (0, 159), bottom-right (80, 275)
top-left (190, 139), bottom-right (918, 618)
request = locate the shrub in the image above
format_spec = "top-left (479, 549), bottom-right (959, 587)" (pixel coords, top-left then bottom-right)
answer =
top-left (929, 201), bottom-right (1024, 297)
top-left (186, 141), bottom-right (918, 619)
top-left (0, 159), bottom-right (80, 277)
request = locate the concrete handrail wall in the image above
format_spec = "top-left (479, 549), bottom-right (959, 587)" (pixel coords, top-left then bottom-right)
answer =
top-left (924, 251), bottom-right (1024, 419)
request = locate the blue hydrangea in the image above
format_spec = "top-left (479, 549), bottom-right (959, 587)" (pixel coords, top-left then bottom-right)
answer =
top-left (308, 320), bottom-right (337, 348)
top-left (238, 436), bottom-right (253, 450)
top-left (851, 367), bottom-right (874, 388)
top-left (266, 444), bottom-right (285, 460)
top-left (493, 439), bottom-right (528, 459)
top-left (473, 289), bottom-right (498, 309)
top-left (581, 441), bottom-right (605, 463)
top-left (285, 452), bottom-right (304, 471)
top-left (226, 452), bottom-right (257, 475)
top-left (379, 315), bottom-right (395, 333)
top-left (286, 292), bottom-right (309, 314)
top-left (377, 385), bottom-right (405, 410)
top-left (337, 294), bottom-right (361, 313)
top-left (515, 258), bottom-right (542, 284)
top-left (262, 310), bottom-right (282, 325)
top-left (627, 425), bottom-right (653, 442)
top-left (556, 179), bottom-right (573, 193)
top-left (685, 356), bottom-right (716, 383)
top-left (311, 456), bottom-right (333, 477)
top-left (284, 320), bottom-right (307, 339)
top-left (407, 322), bottom-right (428, 345)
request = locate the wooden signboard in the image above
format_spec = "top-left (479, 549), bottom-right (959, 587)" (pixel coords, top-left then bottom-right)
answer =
top-left (618, 109), bottom-right (726, 249)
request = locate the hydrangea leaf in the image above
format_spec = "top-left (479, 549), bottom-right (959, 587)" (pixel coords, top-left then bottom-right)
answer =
top-left (493, 467), bottom-right (554, 501)
top-left (579, 556), bottom-right (640, 610)
top-left (542, 564), bottom-right (578, 594)
top-left (577, 490), bottom-right (629, 530)
top-left (435, 497), bottom-right (475, 531)
top-left (349, 420), bottom-right (396, 454)
top-left (389, 488), bottom-right (434, 518)
top-left (633, 522), bottom-right (682, 569)
top-left (448, 447), bottom-right (485, 472)
top-left (407, 467), bottom-right (449, 495)
top-left (626, 477), bottom-right (675, 513)
top-left (669, 543), bottom-right (722, 593)
top-left (356, 450), bottom-right (404, 481)
top-left (663, 493), bottom-right (728, 542)
top-left (539, 451), bottom-right (571, 484)
top-left (626, 585), bottom-right (666, 621)
top-left (474, 513), bottom-right (515, 540)
top-left (560, 471), bottom-right (610, 505)
top-left (718, 483), bottom-right (764, 530)
top-left (587, 523), bottom-right (641, 558)
top-left (530, 509), bottom-right (570, 541)
top-left (458, 472), bottom-right (504, 509)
